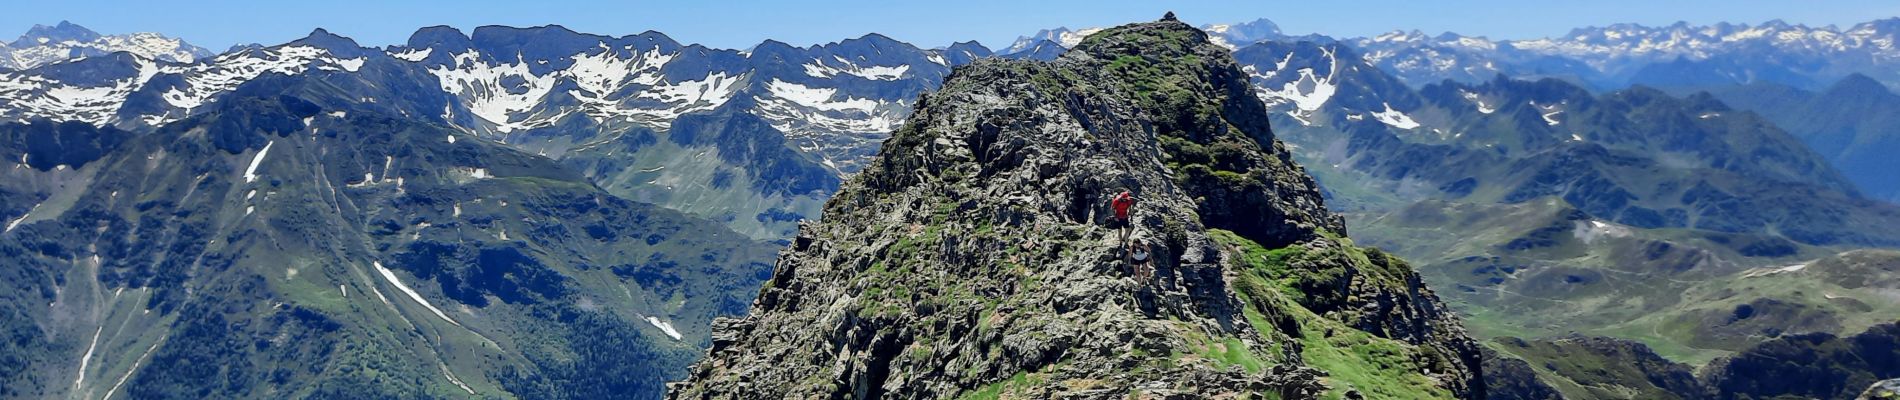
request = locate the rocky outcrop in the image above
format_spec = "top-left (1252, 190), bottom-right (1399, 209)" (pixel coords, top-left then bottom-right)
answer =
top-left (1483, 323), bottom-right (1900, 400)
top-left (1482, 347), bottom-right (1564, 400)
top-left (1702, 323), bottom-right (1900, 400)
top-left (1490, 336), bottom-right (1703, 400)
top-left (1861, 379), bottom-right (1900, 399)
top-left (669, 16), bottom-right (1482, 399)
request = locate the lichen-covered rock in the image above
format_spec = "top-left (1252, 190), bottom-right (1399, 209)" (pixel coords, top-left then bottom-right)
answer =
top-left (669, 16), bottom-right (1482, 400)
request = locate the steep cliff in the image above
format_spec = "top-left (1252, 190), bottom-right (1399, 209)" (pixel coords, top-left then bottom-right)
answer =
top-left (670, 16), bottom-right (1484, 399)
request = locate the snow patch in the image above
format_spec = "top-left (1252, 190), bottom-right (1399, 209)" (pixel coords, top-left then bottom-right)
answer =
top-left (1743, 262), bottom-right (1813, 278)
top-left (1370, 102), bottom-right (1420, 129)
top-left (803, 56), bottom-right (911, 80)
top-left (373, 261), bottom-right (461, 326)
top-left (163, 45), bottom-right (334, 116)
top-left (101, 335), bottom-right (166, 400)
top-left (765, 79), bottom-right (879, 113)
top-left (1253, 48), bottom-right (1339, 113)
top-left (5, 214), bottom-right (29, 233)
top-left (644, 316), bottom-right (684, 340)
top-left (243, 140), bottom-right (273, 183)
top-left (567, 46), bottom-right (674, 95)
top-left (73, 327), bottom-right (102, 389)
top-left (331, 57), bottom-right (365, 72)
top-left (390, 48), bottom-right (433, 62)
top-left (631, 72), bottom-right (741, 115)
top-left (6, 203), bottom-right (41, 232)
top-left (1460, 90), bottom-right (1496, 114)
top-left (441, 363), bottom-right (475, 395)
top-left (429, 51), bottom-right (558, 133)
top-left (1286, 111), bottom-right (1315, 127)
top-left (1573, 220), bottom-right (1632, 244)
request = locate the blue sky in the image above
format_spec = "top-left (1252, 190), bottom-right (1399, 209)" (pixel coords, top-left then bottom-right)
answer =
top-left (7, 0), bottom-right (1899, 50)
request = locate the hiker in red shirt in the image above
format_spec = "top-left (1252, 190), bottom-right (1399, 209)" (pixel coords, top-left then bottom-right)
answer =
top-left (1111, 190), bottom-right (1136, 250)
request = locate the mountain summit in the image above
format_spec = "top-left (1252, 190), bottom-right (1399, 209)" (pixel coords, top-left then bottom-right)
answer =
top-left (669, 17), bottom-right (1482, 399)
top-left (0, 21), bottom-right (211, 69)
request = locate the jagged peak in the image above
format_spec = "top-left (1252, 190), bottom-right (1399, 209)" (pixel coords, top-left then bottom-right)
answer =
top-left (17, 20), bottom-right (101, 45)
top-left (675, 16), bottom-right (1477, 399)
top-left (1210, 17), bottom-right (1283, 34)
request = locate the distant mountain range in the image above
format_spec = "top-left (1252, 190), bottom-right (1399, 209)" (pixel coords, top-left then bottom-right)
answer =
top-left (1197, 25), bottom-right (1900, 398)
top-left (1000, 18), bottom-right (1319, 58)
top-left (1694, 74), bottom-right (1900, 203)
top-left (1007, 17), bottom-right (1900, 92)
top-left (3, 18), bottom-right (1900, 399)
top-left (1000, 16), bottom-right (1900, 211)
top-left (21, 17), bottom-right (1900, 93)
top-left (1232, 33), bottom-right (1900, 350)
top-left (0, 64), bottom-right (776, 397)
top-left (0, 21), bottom-right (210, 70)
top-left (0, 22), bottom-right (992, 239)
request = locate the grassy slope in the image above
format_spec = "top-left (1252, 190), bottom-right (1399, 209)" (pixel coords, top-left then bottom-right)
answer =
top-left (1211, 229), bottom-right (1456, 400)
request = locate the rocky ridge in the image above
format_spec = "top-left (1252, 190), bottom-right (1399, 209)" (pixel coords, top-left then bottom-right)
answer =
top-left (669, 16), bottom-right (1483, 399)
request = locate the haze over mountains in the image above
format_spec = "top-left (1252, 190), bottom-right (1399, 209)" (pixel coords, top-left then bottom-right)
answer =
top-left (0, 21), bottom-right (210, 70)
top-left (1014, 16), bottom-right (1900, 92)
top-left (1, 14), bottom-right (1899, 399)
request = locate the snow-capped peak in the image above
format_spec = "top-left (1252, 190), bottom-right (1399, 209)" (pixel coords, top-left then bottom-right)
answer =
top-left (1003, 27), bottom-right (1104, 54)
top-left (1201, 18), bottom-right (1285, 49)
top-left (0, 21), bottom-right (212, 70)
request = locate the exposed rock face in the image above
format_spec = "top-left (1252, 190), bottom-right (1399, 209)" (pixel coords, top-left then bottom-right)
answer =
top-left (1490, 336), bottom-right (1703, 400)
top-left (1702, 323), bottom-right (1900, 400)
top-left (1483, 321), bottom-right (1900, 400)
top-left (1481, 347), bottom-right (1563, 400)
top-left (669, 17), bottom-right (1482, 399)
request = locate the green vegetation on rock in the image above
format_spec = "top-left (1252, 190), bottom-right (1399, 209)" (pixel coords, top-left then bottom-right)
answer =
top-left (671, 16), bottom-right (1482, 400)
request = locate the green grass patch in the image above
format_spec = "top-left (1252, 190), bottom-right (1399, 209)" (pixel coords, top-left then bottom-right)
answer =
top-left (1296, 310), bottom-right (1454, 400)
top-left (958, 371), bottom-right (1048, 400)
top-left (1212, 229), bottom-right (1452, 399)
